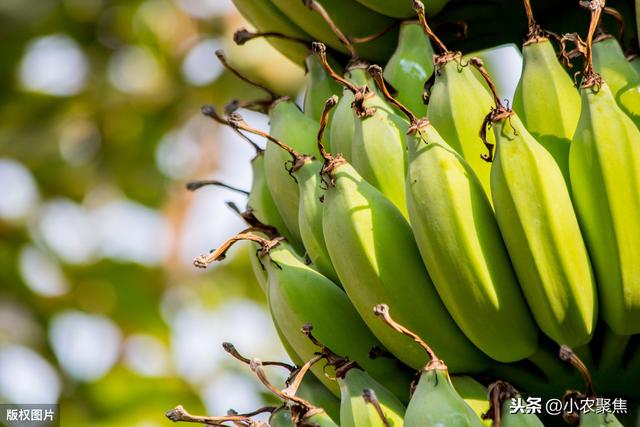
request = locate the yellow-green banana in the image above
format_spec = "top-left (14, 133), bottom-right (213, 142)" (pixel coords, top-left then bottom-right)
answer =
top-left (304, 54), bottom-right (342, 122)
top-left (232, 0), bottom-right (311, 65)
top-left (369, 66), bottom-right (537, 362)
top-left (592, 34), bottom-right (640, 128)
top-left (374, 305), bottom-right (484, 427)
top-left (318, 115), bottom-right (489, 372)
top-left (412, 1), bottom-right (495, 197)
top-left (473, 58), bottom-right (597, 348)
top-left (269, 0), bottom-right (397, 62)
top-left (512, 1), bottom-right (580, 183)
top-left (383, 21), bottom-right (434, 118)
top-left (570, 3), bottom-right (640, 335)
top-left (450, 376), bottom-right (491, 427)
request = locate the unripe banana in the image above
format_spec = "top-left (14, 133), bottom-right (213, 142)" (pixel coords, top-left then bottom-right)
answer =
top-left (512, 2), bottom-right (580, 183)
top-left (328, 65), bottom-right (373, 160)
top-left (231, 0), bottom-right (311, 64)
top-left (338, 368), bottom-right (405, 427)
top-left (315, 97), bottom-right (489, 372)
top-left (296, 373), bottom-right (342, 423)
top-left (202, 232), bottom-right (412, 398)
top-left (303, 54), bottom-right (342, 122)
top-left (630, 55), bottom-right (640, 75)
top-left (383, 21), bottom-right (434, 117)
top-left (473, 59), bottom-right (597, 347)
top-left (269, 407), bottom-right (295, 427)
top-left (411, 1), bottom-right (494, 197)
top-left (374, 305), bottom-right (484, 427)
top-left (265, 99), bottom-right (321, 247)
top-left (592, 34), bottom-right (640, 128)
top-left (450, 376), bottom-right (491, 427)
top-left (570, 3), bottom-right (640, 335)
top-left (370, 66), bottom-right (537, 362)
top-left (483, 381), bottom-right (544, 427)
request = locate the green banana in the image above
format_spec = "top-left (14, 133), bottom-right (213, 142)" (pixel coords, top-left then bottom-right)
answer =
top-left (383, 21), bottom-right (434, 118)
top-left (317, 99), bottom-right (489, 372)
top-left (231, 0), bottom-right (311, 64)
top-left (570, 4), bottom-right (640, 335)
top-left (630, 55), bottom-right (640, 75)
top-left (314, 44), bottom-right (410, 217)
top-left (303, 53), bottom-right (342, 122)
top-left (269, 0), bottom-right (397, 62)
top-left (296, 373), bottom-right (342, 423)
top-left (338, 369), bottom-right (405, 427)
top-left (483, 381), bottom-right (544, 426)
top-left (374, 304), bottom-right (484, 427)
top-left (592, 34), bottom-right (640, 128)
top-left (450, 376), bottom-right (491, 427)
top-left (412, 1), bottom-right (495, 197)
top-left (473, 58), bottom-right (597, 347)
top-left (202, 232), bottom-right (412, 397)
top-left (371, 66), bottom-right (537, 362)
top-left (328, 65), bottom-right (373, 160)
top-left (512, 1), bottom-right (581, 183)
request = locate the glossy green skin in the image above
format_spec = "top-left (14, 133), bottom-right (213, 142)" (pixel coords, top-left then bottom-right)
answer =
top-left (499, 397), bottom-right (544, 427)
top-left (269, 408), bottom-right (295, 427)
top-left (406, 124), bottom-right (537, 362)
top-left (268, 0), bottom-right (397, 62)
top-left (266, 100), bottom-right (321, 249)
top-left (231, 0), bottom-right (310, 65)
top-left (631, 57), bottom-right (640, 76)
top-left (328, 68), bottom-right (370, 160)
top-left (294, 159), bottom-right (339, 283)
top-left (513, 39), bottom-right (580, 184)
top-left (322, 162), bottom-right (489, 373)
top-left (248, 154), bottom-right (300, 252)
top-left (383, 22), bottom-right (434, 118)
top-left (570, 83), bottom-right (640, 335)
top-left (304, 54), bottom-right (342, 122)
top-left (450, 376), bottom-right (490, 427)
top-left (427, 60), bottom-right (494, 198)
top-left (593, 37), bottom-right (640, 128)
top-left (579, 411), bottom-right (623, 427)
top-left (265, 243), bottom-right (411, 398)
top-left (491, 113), bottom-right (597, 347)
top-left (352, 0), bottom-right (449, 17)
top-left (305, 410), bottom-right (340, 427)
top-left (351, 92), bottom-right (409, 218)
top-left (404, 369), bottom-right (483, 427)
top-left (338, 368), bottom-right (405, 427)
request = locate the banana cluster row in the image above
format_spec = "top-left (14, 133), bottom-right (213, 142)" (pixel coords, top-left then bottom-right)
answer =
top-left (183, 0), bottom-right (640, 425)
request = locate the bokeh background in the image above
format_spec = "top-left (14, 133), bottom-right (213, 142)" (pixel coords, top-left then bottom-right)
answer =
top-left (0, 0), bottom-right (312, 425)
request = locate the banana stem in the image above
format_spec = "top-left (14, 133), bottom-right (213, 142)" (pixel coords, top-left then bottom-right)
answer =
top-left (528, 348), bottom-right (571, 381)
top-left (185, 180), bottom-right (249, 195)
top-left (250, 358), bottom-right (315, 409)
top-left (303, 0), bottom-right (358, 60)
top-left (193, 232), bottom-right (281, 268)
top-left (559, 345), bottom-right (594, 395)
top-left (166, 404), bottom-right (267, 426)
top-left (222, 342), bottom-right (297, 372)
top-left (580, 0), bottom-right (605, 84)
top-left (215, 50), bottom-right (278, 100)
top-left (312, 42), bottom-right (359, 94)
top-left (368, 64), bottom-right (418, 124)
top-left (201, 105), bottom-right (264, 154)
top-left (599, 328), bottom-right (631, 371)
top-left (233, 28), bottom-right (310, 48)
top-left (316, 96), bottom-right (338, 164)
top-left (413, 0), bottom-right (449, 54)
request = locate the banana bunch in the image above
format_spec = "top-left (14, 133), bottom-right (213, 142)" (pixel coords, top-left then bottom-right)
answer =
top-left (174, 0), bottom-right (640, 424)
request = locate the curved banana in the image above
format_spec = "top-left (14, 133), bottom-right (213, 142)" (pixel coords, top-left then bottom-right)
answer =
top-left (450, 376), bottom-right (491, 427)
top-left (269, 0), bottom-right (397, 62)
top-left (512, 1), bottom-right (580, 183)
top-left (472, 59), bottom-right (597, 348)
top-left (592, 34), bottom-right (640, 128)
top-left (374, 305), bottom-right (484, 427)
top-left (383, 21), bottom-right (434, 118)
top-left (411, 1), bottom-right (495, 197)
top-left (266, 99), bottom-right (321, 247)
top-left (232, 0), bottom-right (312, 64)
top-left (374, 70), bottom-right (537, 361)
top-left (570, 3), bottom-right (640, 335)
top-left (303, 54), bottom-right (342, 122)
top-left (317, 99), bottom-right (489, 372)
